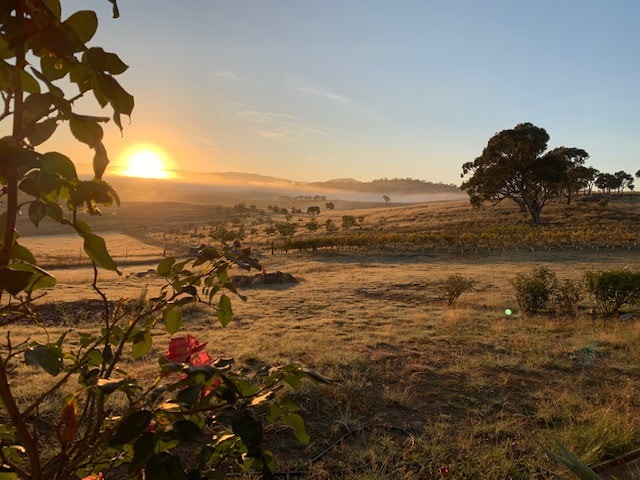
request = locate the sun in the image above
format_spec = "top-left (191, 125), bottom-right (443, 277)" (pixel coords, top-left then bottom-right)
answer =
top-left (120, 145), bottom-right (173, 179)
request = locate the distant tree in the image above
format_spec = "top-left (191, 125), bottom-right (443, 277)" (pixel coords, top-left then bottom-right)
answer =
top-left (341, 215), bottom-right (357, 233)
top-left (547, 147), bottom-right (590, 204)
top-left (614, 170), bottom-right (634, 194)
top-left (265, 224), bottom-right (276, 242)
top-left (307, 205), bottom-right (321, 216)
top-left (275, 222), bottom-right (298, 250)
top-left (461, 123), bottom-right (574, 225)
top-left (325, 201), bottom-right (335, 210)
top-left (305, 217), bottom-right (319, 234)
top-left (636, 169), bottom-right (640, 179)
top-left (382, 195), bottom-right (390, 204)
top-left (325, 218), bottom-right (339, 235)
top-left (580, 166), bottom-right (600, 195)
top-left (595, 173), bottom-right (621, 194)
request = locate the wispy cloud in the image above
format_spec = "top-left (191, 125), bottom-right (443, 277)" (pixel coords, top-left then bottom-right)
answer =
top-left (285, 75), bottom-right (383, 120)
top-left (286, 77), bottom-right (348, 104)
top-left (215, 71), bottom-right (252, 83)
top-left (237, 110), bottom-right (330, 141)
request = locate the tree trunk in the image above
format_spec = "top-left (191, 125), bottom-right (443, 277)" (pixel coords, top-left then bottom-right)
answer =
top-left (529, 206), bottom-right (541, 225)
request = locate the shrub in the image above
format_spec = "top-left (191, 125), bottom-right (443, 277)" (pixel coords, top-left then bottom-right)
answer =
top-left (552, 279), bottom-right (582, 315)
top-left (511, 266), bottom-right (558, 314)
top-left (584, 269), bottom-right (640, 315)
top-left (441, 274), bottom-right (476, 306)
top-left (0, 3), bottom-right (325, 478)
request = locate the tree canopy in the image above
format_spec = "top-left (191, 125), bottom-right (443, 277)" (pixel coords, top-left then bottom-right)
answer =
top-left (461, 123), bottom-right (588, 225)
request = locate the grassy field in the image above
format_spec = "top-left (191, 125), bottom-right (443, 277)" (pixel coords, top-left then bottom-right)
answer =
top-left (8, 194), bottom-right (640, 478)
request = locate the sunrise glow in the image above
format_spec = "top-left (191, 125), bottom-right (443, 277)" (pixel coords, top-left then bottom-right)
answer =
top-left (120, 145), bottom-right (174, 179)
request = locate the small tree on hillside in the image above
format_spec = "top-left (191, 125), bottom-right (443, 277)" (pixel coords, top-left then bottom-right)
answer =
top-left (305, 217), bottom-right (319, 234)
top-left (342, 215), bottom-right (357, 233)
top-left (382, 195), bottom-right (390, 204)
top-left (275, 221), bottom-right (298, 249)
top-left (325, 218), bottom-right (339, 235)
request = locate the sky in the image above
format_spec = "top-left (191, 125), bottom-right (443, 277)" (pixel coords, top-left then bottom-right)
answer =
top-left (48, 1), bottom-right (640, 185)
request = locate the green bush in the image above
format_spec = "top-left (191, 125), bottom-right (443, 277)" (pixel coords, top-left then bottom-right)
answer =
top-left (553, 279), bottom-right (582, 315)
top-left (511, 266), bottom-right (558, 314)
top-left (441, 274), bottom-right (476, 306)
top-left (584, 269), bottom-right (640, 315)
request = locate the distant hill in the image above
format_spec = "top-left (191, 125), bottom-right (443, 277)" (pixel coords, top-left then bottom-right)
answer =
top-left (107, 171), bottom-right (463, 205)
top-left (306, 177), bottom-right (460, 194)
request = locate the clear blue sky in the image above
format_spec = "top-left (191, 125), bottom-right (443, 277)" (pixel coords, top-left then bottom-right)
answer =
top-left (63, 1), bottom-right (640, 185)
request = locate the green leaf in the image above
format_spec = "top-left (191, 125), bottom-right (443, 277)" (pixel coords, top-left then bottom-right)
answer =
top-left (42, 0), bottom-right (62, 18)
top-left (1, 444), bottom-right (25, 468)
top-left (216, 294), bottom-right (233, 327)
top-left (93, 141), bottom-right (109, 179)
top-left (250, 392), bottom-right (274, 407)
top-left (132, 332), bottom-right (152, 360)
top-left (82, 231), bottom-right (120, 274)
top-left (164, 420), bottom-right (203, 443)
top-left (83, 47), bottom-right (128, 75)
top-left (86, 349), bottom-right (102, 367)
top-left (25, 344), bottom-right (63, 376)
top-left (94, 73), bottom-right (134, 121)
top-left (109, 410), bottom-right (152, 446)
top-left (157, 257), bottom-right (175, 277)
top-left (130, 432), bottom-right (155, 474)
top-left (232, 411), bottom-right (263, 455)
top-left (0, 37), bottom-right (13, 60)
top-left (10, 244), bottom-right (36, 264)
top-left (0, 262), bottom-right (52, 297)
top-left (28, 201), bottom-right (46, 228)
top-left (0, 267), bottom-right (32, 295)
top-left (283, 413), bottom-right (309, 444)
top-left (19, 70), bottom-right (40, 93)
top-left (164, 309), bottom-right (182, 335)
top-left (176, 385), bottom-right (202, 408)
top-left (69, 115), bottom-right (103, 148)
top-left (266, 404), bottom-right (285, 423)
top-left (23, 94), bottom-right (52, 124)
top-left (145, 454), bottom-right (187, 480)
top-left (27, 118), bottom-right (57, 146)
top-left (0, 470), bottom-right (19, 479)
top-left (64, 10), bottom-right (98, 44)
top-left (543, 441), bottom-right (602, 480)
top-left (96, 378), bottom-right (125, 394)
top-left (108, 0), bottom-right (120, 18)
top-left (40, 54), bottom-right (68, 82)
top-left (41, 152), bottom-right (77, 180)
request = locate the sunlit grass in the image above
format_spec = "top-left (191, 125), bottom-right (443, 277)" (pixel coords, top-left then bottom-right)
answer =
top-left (6, 194), bottom-right (640, 478)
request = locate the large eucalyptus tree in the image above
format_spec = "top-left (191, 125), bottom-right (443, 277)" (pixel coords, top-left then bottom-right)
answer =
top-left (461, 123), bottom-right (587, 225)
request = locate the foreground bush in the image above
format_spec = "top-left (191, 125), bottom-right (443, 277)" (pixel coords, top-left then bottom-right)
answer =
top-left (511, 266), bottom-right (558, 314)
top-left (584, 269), bottom-right (640, 315)
top-left (0, 3), bottom-right (325, 478)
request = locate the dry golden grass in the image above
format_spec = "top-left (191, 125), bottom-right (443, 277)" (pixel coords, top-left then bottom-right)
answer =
top-left (6, 194), bottom-right (640, 478)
